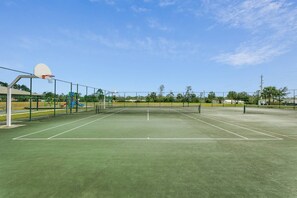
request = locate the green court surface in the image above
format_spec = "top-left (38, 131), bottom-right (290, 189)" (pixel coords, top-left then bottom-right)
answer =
top-left (1, 107), bottom-right (297, 197)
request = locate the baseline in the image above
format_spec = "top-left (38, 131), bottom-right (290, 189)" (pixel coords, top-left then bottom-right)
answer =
top-left (14, 137), bottom-right (282, 141)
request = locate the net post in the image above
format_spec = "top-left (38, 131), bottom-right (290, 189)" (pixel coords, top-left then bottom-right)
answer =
top-left (198, 104), bottom-right (201, 114)
top-left (243, 104), bottom-right (246, 114)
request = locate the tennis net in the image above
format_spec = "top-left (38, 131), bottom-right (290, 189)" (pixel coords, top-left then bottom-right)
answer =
top-left (95, 105), bottom-right (201, 115)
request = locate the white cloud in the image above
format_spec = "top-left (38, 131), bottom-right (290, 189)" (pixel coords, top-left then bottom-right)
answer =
top-left (214, 44), bottom-right (286, 66)
top-left (19, 37), bottom-right (59, 50)
top-left (131, 6), bottom-right (150, 13)
top-left (147, 18), bottom-right (171, 32)
top-left (207, 0), bottom-right (297, 66)
top-left (159, 0), bottom-right (176, 7)
top-left (83, 32), bottom-right (198, 58)
top-left (89, 0), bottom-right (115, 5)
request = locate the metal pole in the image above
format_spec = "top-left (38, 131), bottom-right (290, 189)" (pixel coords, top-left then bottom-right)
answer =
top-left (29, 78), bottom-right (32, 121)
top-left (76, 84), bottom-right (79, 113)
top-left (294, 89), bottom-right (296, 110)
top-left (223, 92), bottom-right (225, 107)
top-left (54, 79), bottom-right (57, 116)
top-left (70, 83), bottom-right (73, 114)
top-left (86, 86), bottom-right (88, 112)
top-left (36, 96), bottom-right (39, 111)
top-left (93, 88), bottom-right (96, 111)
top-left (6, 87), bottom-right (12, 126)
top-left (6, 74), bottom-right (36, 126)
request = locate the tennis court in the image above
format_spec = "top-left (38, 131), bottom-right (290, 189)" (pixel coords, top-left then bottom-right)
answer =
top-left (1, 106), bottom-right (297, 197)
top-left (12, 106), bottom-right (286, 141)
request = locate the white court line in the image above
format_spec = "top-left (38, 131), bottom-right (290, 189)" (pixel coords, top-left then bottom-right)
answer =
top-left (228, 124), bottom-right (297, 140)
top-left (178, 112), bottom-right (249, 140)
top-left (14, 137), bottom-right (282, 141)
top-left (47, 108), bottom-right (125, 139)
top-left (13, 114), bottom-right (98, 140)
top-left (200, 115), bottom-right (282, 140)
top-left (0, 109), bottom-right (65, 117)
top-left (13, 108), bottom-right (119, 140)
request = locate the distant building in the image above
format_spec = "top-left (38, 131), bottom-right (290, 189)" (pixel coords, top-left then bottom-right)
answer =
top-left (0, 85), bottom-right (41, 101)
top-left (224, 99), bottom-right (244, 104)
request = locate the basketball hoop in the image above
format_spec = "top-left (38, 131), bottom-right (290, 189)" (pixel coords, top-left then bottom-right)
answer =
top-left (42, 74), bottom-right (55, 83)
top-left (41, 74), bottom-right (54, 79)
top-left (34, 64), bottom-right (55, 83)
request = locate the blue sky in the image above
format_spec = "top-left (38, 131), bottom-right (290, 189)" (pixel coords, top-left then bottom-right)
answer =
top-left (0, 0), bottom-right (297, 93)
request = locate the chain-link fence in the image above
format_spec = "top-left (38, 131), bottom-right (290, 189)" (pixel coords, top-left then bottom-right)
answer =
top-left (1, 66), bottom-right (296, 124)
top-left (0, 66), bottom-right (107, 124)
top-left (108, 90), bottom-right (297, 108)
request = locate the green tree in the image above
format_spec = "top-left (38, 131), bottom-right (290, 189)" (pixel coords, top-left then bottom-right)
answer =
top-left (176, 93), bottom-right (184, 102)
top-left (184, 86), bottom-right (193, 105)
top-left (261, 86), bottom-right (278, 105)
top-left (43, 92), bottom-right (55, 99)
top-left (165, 91), bottom-right (175, 102)
top-left (159, 84), bottom-right (165, 96)
top-left (20, 84), bottom-right (30, 92)
top-left (227, 91), bottom-right (237, 101)
top-left (217, 96), bottom-right (224, 104)
top-left (206, 91), bottom-right (216, 103)
top-left (237, 92), bottom-right (249, 103)
top-left (276, 87), bottom-right (288, 105)
top-left (0, 81), bottom-right (8, 87)
top-left (96, 89), bottom-right (104, 101)
top-left (146, 92), bottom-right (157, 102)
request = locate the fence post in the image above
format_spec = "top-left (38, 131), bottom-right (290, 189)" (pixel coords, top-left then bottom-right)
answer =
top-left (293, 89), bottom-right (296, 110)
top-left (29, 78), bottom-right (33, 121)
top-left (86, 86), bottom-right (88, 112)
top-left (70, 83), bottom-right (73, 114)
top-left (54, 79), bottom-right (56, 117)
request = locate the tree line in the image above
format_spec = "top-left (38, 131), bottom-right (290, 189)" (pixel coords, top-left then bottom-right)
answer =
top-left (0, 81), bottom-right (291, 105)
top-left (115, 85), bottom-right (290, 105)
top-left (0, 81), bottom-right (30, 92)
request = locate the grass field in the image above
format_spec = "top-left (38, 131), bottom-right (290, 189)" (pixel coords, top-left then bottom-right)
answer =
top-left (1, 106), bottom-right (297, 197)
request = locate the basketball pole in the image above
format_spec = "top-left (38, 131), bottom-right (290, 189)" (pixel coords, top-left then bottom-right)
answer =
top-left (6, 63), bottom-right (54, 127)
top-left (6, 75), bottom-right (36, 127)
